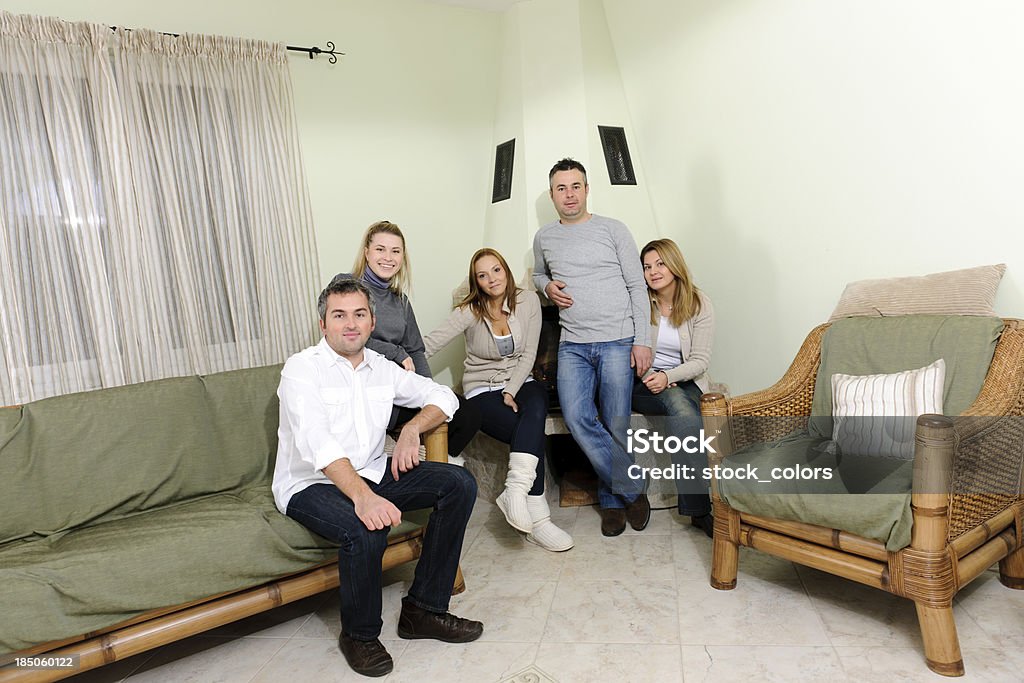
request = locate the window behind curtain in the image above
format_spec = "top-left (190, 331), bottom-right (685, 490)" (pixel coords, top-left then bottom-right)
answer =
top-left (0, 14), bottom-right (321, 404)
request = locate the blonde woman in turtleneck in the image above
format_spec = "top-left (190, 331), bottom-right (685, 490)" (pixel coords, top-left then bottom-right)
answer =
top-left (332, 220), bottom-right (481, 457)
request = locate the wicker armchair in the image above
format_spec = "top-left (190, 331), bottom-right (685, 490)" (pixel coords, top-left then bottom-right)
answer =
top-left (701, 319), bottom-right (1024, 677)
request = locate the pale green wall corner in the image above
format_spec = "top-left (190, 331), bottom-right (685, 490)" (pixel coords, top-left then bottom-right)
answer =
top-left (5, 0), bottom-right (1023, 395)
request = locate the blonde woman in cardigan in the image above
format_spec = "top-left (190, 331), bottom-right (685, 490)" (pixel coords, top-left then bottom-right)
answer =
top-left (425, 248), bottom-right (572, 551)
top-left (635, 239), bottom-right (715, 537)
top-left (333, 220), bottom-right (481, 458)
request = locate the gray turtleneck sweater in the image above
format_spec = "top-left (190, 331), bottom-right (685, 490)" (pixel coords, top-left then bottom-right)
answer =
top-left (332, 272), bottom-right (431, 377)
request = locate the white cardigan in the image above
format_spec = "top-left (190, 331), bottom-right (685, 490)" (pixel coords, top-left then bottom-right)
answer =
top-left (648, 290), bottom-right (714, 393)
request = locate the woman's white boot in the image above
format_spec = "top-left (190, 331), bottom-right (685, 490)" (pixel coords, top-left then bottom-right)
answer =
top-left (495, 452), bottom-right (538, 532)
top-left (525, 494), bottom-right (574, 552)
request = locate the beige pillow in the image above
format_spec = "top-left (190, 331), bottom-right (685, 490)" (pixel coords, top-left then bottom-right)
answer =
top-left (831, 358), bottom-right (945, 458)
top-left (829, 264), bottom-right (1005, 320)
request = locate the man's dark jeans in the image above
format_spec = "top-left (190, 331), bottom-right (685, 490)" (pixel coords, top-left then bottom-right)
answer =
top-left (286, 459), bottom-right (477, 640)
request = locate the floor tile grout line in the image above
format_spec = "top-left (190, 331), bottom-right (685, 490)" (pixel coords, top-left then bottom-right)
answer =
top-left (117, 648), bottom-right (158, 682)
top-left (530, 566), bottom-right (565, 670)
top-left (244, 637), bottom-right (291, 683)
top-left (669, 524), bottom-right (714, 584)
top-left (793, 560), bottom-right (836, 649)
top-left (829, 643), bottom-right (850, 680)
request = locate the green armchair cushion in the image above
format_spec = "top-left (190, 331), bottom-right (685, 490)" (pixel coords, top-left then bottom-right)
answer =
top-left (721, 315), bottom-right (1001, 551)
top-left (718, 431), bottom-right (915, 551)
top-left (810, 315), bottom-right (1002, 425)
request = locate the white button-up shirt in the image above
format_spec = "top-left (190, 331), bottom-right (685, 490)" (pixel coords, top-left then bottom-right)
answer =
top-left (272, 338), bottom-right (458, 513)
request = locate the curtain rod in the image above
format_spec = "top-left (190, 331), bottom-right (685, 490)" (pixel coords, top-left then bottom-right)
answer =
top-left (287, 41), bottom-right (343, 64)
top-left (109, 26), bottom-right (344, 64)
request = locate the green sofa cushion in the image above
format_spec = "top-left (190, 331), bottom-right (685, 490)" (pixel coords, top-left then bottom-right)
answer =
top-left (199, 364), bottom-right (285, 487)
top-left (0, 486), bottom-right (428, 654)
top-left (0, 377), bottom-right (214, 544)
top-left (0, 365), bottom-right (286, 545)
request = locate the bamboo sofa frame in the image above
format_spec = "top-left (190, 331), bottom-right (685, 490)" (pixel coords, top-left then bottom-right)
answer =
top-left (700, 319), bottom-right (1024, 677)
top-left (0, 424), bottom-right (462, 683)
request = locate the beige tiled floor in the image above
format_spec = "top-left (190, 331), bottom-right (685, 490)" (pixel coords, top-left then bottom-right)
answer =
top-left (67, 501), bottom-right (1024, 682)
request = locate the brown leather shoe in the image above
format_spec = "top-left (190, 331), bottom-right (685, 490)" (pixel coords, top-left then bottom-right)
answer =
top-left (338, 633), bottom-right (393, 677)
top-left (625, 493), bottom-right (651, 531)
top-left (397, 598), bottom-right (483, 643)
top-left (599, 507), bottom-right (626, 536)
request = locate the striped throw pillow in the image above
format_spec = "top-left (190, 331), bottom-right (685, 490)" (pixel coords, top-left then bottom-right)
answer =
top-left (831, 359), bottom-right (945, 458)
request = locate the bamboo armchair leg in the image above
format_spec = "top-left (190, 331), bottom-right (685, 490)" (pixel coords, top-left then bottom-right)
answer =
top-left (999, 545), bottom-right (1024, 589)
top-left (915, 602), bottom-right (964, 677)
top-left (911, 415), bottom-right (963, 676)
top-left (701, 394), bottom-right (738, 591)
top-left (710, 501), bottom-right (739, 590)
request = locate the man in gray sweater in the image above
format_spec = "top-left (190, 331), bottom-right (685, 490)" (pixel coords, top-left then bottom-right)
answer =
top-left (532, 158), bottom-right (652, 537)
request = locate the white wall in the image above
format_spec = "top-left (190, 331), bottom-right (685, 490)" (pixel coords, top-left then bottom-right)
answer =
top-left (604, 0), bottom-right (1024, 394)
top-left (482, 0), bottom-right (658, 287)
top-left (2, 0), bottom-right (500, 385)
top-left (578, 0), bottom-right (658, 247)
top-left (481, 6), bottom-right (531, 275)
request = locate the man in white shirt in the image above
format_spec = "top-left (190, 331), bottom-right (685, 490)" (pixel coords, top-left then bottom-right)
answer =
top-left (273, 278), bottom-right (482, 677)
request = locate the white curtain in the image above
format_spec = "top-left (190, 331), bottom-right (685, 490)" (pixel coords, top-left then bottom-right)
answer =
top-left (0, 12), bottom-right (321, 404)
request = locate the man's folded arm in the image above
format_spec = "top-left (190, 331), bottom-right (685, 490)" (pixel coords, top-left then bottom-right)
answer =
top-left (389, 364), bottom-right (459, 421)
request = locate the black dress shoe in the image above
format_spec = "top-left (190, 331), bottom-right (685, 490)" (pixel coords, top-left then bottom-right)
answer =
top-left (691, 513), bottom-right (714, 539)
top-left (338, 633), bottom-right (393, 677)
top-left (599, 507), bottom-right (626, 536)
top-left (624, 493), bottom-right (651, 531)
top-left (397, 598), bottom-right (483, 643)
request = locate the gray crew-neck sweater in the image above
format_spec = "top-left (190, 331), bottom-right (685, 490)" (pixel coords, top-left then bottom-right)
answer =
top-left (531, 214), bottom-right (651, 347)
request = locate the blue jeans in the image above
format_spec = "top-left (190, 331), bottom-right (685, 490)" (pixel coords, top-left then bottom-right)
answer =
top-left (632, 378), bottom-right (711, 517)
top-left (468, 381), bottom-right (549, 496)
top-left (557, 338), bottom-right (642, 509)
top-left (285, 460), bottom-right (477, 640)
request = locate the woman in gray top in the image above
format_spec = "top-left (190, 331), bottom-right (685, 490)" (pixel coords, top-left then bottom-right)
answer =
top-left (333, 220), bottom-right (480, 456)
top-left (425, 248), bottom-right (572, 551)
top-left (635, 238), bottom-right (715, 537)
